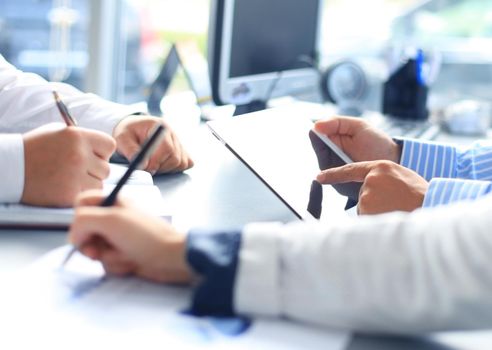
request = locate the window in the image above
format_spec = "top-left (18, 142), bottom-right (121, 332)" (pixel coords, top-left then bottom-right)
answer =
top-left (2, 0), bottom-right (491, 112)
top-left (118, 0), bottom-right (210, 103)
top-left (0, 0), bottom-right (90, 89)
top-left (321, 0), bottom-right (492, 109)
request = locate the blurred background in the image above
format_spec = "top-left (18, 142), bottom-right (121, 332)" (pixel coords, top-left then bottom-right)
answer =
top-left (1, 0), bottom-right (491, 111)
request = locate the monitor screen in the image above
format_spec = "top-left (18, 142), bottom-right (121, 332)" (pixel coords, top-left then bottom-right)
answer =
top-left (209, 0), bottom-right (322, 107)
top-left (229, 0), bottom-right (319, 78)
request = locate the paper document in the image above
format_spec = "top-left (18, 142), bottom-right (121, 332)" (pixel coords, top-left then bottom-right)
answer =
top-left (0, 164), bottom-right (171, 229)
top-left (0, 246), bottom-right (351, 350)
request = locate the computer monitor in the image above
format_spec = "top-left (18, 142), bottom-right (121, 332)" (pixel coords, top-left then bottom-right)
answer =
top-left (208, 0), bottom-right (323, 113)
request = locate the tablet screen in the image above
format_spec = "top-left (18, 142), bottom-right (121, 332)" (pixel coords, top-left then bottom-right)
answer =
top-left (208, 107), bottom-right (350, 221)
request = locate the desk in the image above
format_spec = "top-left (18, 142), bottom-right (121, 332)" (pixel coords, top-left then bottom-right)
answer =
top-left (1, 121), bottom-right (492, 349)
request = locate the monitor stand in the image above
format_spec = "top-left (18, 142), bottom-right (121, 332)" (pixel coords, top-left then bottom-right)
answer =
top-left (233, 100), bottom-right (267, 116)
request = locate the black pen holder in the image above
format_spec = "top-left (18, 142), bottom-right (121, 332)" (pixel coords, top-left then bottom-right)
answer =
top-left (383, 59), bottom-right (429, 121)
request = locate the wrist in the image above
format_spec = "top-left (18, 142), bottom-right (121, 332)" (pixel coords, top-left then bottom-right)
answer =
top-left (158, 233), bottom-right (194, 284)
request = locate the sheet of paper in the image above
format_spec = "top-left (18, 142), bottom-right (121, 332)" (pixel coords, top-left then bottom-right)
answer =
top-left (0, 165), bottom-right (170, 228)
top-left (0, 246), bottom-right (351, 350)
top-left (107, 163), bottom-right (154, 185)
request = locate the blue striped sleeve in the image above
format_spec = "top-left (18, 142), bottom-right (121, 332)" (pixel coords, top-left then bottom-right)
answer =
top-left (186, 228), bottom-right (242, 317)
top-left (400, 138), bottom-right (457, 181)
top-left (423, 178), bottom-right (492, 207)
top-left (455, 140), bottom-right (492, 181)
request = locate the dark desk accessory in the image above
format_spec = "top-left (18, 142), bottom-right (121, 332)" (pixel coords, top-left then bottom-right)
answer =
top-left (383, 53), bottom-right (429, 121)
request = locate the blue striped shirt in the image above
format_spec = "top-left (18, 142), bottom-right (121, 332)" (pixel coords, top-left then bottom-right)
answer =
top-left (400, 139), bottom-right (492, 207)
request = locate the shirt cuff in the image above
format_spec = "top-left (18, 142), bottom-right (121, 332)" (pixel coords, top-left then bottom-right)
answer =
top-left (0, 134), bottom-right (25, 203)
top-left (186, 228), bottom-right (242, 317)
top-left (423, 178), bottom-right (492, 207)
top-left (234, 222), bottom-right (283, 318)
top-left (66, 93), bottom-right (146, 136)
top-left (399, 138), bottom-right (457, 181)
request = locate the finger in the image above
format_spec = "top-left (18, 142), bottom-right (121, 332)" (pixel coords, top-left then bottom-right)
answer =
top-left (69, 207), bottom-right (118, 247)
top-left (155, 132), bottom-right (184, 173)
top-left (78, 236), bottom-right (111, 260)
top-left (103, 261), bottom-right (135, 277)
top-left (80, 244), bottom-right (101, 260)
top-left (99, 250), bottom-right (136, 277)
top-left (316, 162), bottom-right (375, 184)
top-left (87, 156), bottom-right (111, 181)
top-left (115, 133), bottom-right (142, 161)
top-left (85, 130), bottom-right (117, 160)
top-left (147, 134), bottom-right (178, 173)
top-left (172, 134), bottom-right (195, 171)
top-left (82, 173), bottom-right (104, 192)
top-left (75, 190), bottom-right (106, 207)
top-left (178, 149), bottom-right (194, 171)
top-left (314, 116), bottom-right (367, 138)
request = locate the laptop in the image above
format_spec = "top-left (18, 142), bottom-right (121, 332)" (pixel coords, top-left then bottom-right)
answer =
top-left (207, 106), bottom-right (353, 222)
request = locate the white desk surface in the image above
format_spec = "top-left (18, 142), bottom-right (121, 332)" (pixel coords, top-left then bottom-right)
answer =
top-left (1, 115), bottom-right (492, 350)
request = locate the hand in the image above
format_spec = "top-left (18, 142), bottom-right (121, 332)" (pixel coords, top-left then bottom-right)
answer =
top-left (22, 125), bottom-right (116, 207)
top-left (317, 161), bottom-right (429, 215)
top-left (69, 191), bottom-right (192, 284)
top-left (314, 116), bottom-right (401, 163)
top-left (113, 115), bottom-right (194, 174)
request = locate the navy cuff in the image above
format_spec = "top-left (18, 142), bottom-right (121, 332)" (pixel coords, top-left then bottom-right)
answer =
top-left (186, 229), bottom-right (242, 317)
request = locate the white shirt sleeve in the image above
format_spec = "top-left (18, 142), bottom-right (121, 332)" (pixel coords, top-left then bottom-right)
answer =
top-left (0, 134), bottom-right (24, 202)
top-left (234, 194), bottom-right (492, 334)
top-left (0, 55), bottom-right (144, 135)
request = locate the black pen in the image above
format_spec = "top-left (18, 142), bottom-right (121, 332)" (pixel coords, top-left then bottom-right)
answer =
top-left (61, 124), bottom-right (167, 268)
top-left (53, 91), bottom-right (78, 126)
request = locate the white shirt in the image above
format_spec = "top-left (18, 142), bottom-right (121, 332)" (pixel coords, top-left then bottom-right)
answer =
top-left (235, 194), bottom-right (492, 334)
top-left (0, 55), bottom-right (143, 203)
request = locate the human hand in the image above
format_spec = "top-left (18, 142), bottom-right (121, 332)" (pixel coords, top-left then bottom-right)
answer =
top-left (22, 125), bottom-right (116, 207)
top-left (113, 115), bottom-right (194, 174)
top-left (317, 161), bottom-right (429, 215)
top-left (314, 116), bottom-right (401, 163)
top-left (69, 191), bottom-right (192, 284)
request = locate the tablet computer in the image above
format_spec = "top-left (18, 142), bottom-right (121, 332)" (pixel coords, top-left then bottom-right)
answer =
top-left (208, 107), bottom-right (356, 221)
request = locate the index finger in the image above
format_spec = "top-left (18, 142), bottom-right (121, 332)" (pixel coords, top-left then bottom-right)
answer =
top-left (316, 162), bottom-right (375, 184)
top-left (69, 207), bottom-right (118, 248)
top-left (314, 116), bottom-right (368, 138)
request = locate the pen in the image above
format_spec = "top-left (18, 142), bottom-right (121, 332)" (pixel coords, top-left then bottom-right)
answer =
top-left (53, 91), bottom-right (78, 126)
top-left (61, 124), bottom-right (167, 268)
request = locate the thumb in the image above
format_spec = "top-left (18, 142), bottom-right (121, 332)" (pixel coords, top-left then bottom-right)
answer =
top-left (317, 161), bottom-right (375, 184)
top-left (314, 116), bottom-right (366, 138)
